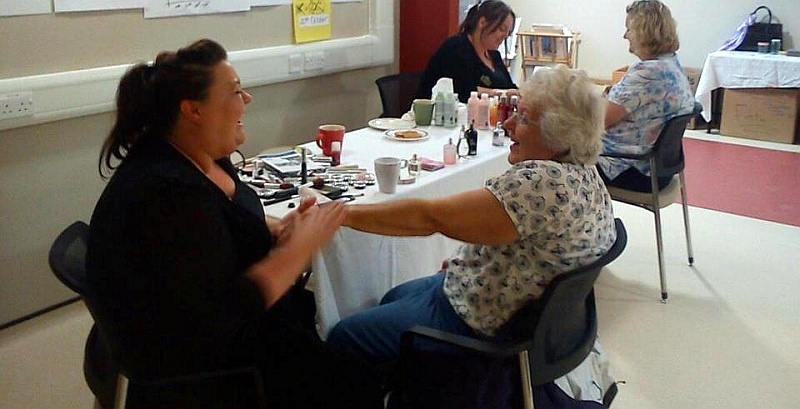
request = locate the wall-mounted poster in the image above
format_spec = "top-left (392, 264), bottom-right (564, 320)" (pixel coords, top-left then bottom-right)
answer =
top-left (292, 0), bottom-right (331, 43)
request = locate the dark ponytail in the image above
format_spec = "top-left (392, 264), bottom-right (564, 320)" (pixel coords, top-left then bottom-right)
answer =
top-left (98, 39), bottom-right (228, 178)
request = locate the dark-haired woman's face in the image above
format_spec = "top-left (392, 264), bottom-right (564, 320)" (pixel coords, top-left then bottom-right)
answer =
top-left (198, 61), bottom-right (252, 157)
top-left (480, 15), bottom-right (514, 51)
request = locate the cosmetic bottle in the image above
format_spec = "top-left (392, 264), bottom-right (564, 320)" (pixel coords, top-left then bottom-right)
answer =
top-left (434, 91), bottom-right (446, 126)
top-left (443, 138), bottom-right (457, 164)
top-left (510, 95), bottom-right (519, 114)
top-left (444, 92), bottom-right (457, 128)
top-left (497, 92), bottom-right (509, 123)
top-left (409, 153), bottom-right (420, 177)
top-left (467, 91), bottom-right (479, 127)
top-left (456, 124), bottom-right (469, 158)
top-left (489, 96), bottom-right (498, 126)
top-left (477, 93), bottom-right (490, 130)
top-left (330, 141), bottom-right (341, 166)
top-left (492, 121), bottom-right (504, 147)
top-left (466, 121), bottom-right (478, 156)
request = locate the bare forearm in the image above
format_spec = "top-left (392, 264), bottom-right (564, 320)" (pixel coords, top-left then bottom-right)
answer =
top-left (345, 199), bottom-right (441, 237)
top-left (246, 241), bottom-right (311, 308)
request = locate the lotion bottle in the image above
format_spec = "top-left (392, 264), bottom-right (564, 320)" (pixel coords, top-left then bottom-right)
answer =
top-left (477, 93), bottom-right (490, 130)
top-left (443, 138), bottom-right (457, 164)
top-left (467, 91), bottom-right (479, 127)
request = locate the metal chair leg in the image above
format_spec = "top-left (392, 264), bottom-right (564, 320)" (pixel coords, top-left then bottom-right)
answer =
top-left (650, 165), bottom-right (668, 303)
top-left (678, 172), bottom-right (694, 265)
top-left (113, 373), bottom-right (128, 409)
top-left (519, 350), bottom-right (535, 409)
top-left (653, 207), bottom-right (668, 303)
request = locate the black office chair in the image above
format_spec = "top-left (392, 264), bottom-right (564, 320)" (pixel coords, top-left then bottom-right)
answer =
top-left (388, 218), bottom-right (628, 409)
top-left (375, 72), bottom-right (422, 118)
top-left (48, 221), bottom-right (268, 409)
top-left (601, 102), bottom-right (702, 302)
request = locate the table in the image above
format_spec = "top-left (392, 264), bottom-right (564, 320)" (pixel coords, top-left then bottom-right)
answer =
top-left (263, 125), bottom-right (511, 336)
top-left (695, 51), bottom-right (800, 122)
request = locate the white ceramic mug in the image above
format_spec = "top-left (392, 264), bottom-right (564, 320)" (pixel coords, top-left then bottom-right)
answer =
top-left (374, 157), bottom-right (408, 193)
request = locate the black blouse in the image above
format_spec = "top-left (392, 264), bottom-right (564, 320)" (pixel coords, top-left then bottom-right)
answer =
top-left (416, 33), bottom-right (517, 103)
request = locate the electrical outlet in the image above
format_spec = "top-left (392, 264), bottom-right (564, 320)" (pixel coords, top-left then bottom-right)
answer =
top-left (289, 53), bottom-right (304, 74)
top-left (304, 51), bottom-right (325, 71)
top-left (0, 92), bottom-right (34, 120)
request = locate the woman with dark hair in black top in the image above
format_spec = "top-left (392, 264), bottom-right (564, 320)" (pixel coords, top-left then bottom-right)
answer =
top-left (416, 0), bottom-right (519, 103)
top-left (87, 38), bottom-right (383, 409)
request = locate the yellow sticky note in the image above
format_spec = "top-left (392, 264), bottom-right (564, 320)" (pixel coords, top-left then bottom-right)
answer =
top-left (293, 0), bottom-right (332, 43)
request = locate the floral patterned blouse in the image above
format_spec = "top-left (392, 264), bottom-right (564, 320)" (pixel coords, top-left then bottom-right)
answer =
top-left (597, 54), bottom-right (696, 180)
top-left (442, 160), bottom-right (616, 336)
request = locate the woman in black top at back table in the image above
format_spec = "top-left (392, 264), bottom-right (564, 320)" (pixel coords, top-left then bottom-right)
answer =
top-left (86, 38), bottom-right (383, 409)
top-left (416, 0), bottom-right (519, 103)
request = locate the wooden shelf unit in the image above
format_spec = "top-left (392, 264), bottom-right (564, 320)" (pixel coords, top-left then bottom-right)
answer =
top-left (517, 30), bottom-right (580, 79)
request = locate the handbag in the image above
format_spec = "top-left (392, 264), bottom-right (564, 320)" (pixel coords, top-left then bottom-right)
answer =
top-left (735, 6), bottom-right (783, 52)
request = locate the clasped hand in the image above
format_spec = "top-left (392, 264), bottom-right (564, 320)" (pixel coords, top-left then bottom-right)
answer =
top-left (270, 196), bottom-right (346, 252)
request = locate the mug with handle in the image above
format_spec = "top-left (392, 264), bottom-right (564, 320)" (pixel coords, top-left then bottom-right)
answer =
top-left (316, 124), bottom-right (346, 157)
top-left (374, 157), bottom-right (409, 194)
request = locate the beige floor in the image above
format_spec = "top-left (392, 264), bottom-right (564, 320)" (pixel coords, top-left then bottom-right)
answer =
top-left (1, 133), bottom-right (799, 409)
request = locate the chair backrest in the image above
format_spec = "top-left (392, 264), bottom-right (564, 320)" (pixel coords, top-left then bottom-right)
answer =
top-left (48, 221), bottom-right (268, 409)
top-left (49, 221), bottom-right (91, 296)
top-left (651, 102), bottom-right (703, 178)
top-left (375, 72), bottom-right (422, 118)
top-left (498, 218), bottom-right (628, 385)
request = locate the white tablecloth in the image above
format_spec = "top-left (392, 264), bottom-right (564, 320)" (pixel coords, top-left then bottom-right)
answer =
top-left (695, 51), bottom-right (800, 121)
top-left (264, 125), bottom-right (511, 336)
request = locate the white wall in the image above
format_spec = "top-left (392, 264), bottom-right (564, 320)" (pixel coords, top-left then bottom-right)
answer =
top-left (506, 0), bottom-right (799, 79)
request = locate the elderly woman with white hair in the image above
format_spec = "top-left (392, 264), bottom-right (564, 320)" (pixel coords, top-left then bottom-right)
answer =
top-left (329, 65), bottom-right (616, 369)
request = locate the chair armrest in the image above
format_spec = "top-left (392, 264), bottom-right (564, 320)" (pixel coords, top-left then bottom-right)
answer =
top-left (600, 150), bottom-right (653, 160)
top-left (400, 325), bottom-right (528, 359)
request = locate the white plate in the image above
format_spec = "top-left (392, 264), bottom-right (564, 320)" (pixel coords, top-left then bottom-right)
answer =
top-left (383, 129), bottom-right (429, 142)
top-left (368, 118), bottom-right (417, 130)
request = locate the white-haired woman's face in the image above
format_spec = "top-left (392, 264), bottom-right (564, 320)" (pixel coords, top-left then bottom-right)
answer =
top-left (503, 106), bottom-right (561, 164)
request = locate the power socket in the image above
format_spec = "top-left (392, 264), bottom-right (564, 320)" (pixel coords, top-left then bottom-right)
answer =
top-left (304, 51), bottom-right (325, 71)
top-left (0, 92), bottom-right (34, 120)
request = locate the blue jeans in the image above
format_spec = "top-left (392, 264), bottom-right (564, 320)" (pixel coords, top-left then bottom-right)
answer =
top-left (327, 274), bottom-right (477, 365)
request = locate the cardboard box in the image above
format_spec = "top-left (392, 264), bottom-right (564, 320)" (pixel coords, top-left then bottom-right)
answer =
top-left (610, 66), bottom-right (702, 94)
top-left (611, 66), bottom-right (628, 84)
top-left (720, 88), bottom-right (799, 144)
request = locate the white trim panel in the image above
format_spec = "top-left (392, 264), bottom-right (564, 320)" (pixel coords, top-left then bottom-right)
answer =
top-left (0, 0), bottom-right (393, 131)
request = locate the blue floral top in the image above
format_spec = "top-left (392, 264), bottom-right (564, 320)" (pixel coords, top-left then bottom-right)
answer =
top-left (597, 54), bottom-right (695, 179)
top-left (442, 160), bottom-right (616, 336)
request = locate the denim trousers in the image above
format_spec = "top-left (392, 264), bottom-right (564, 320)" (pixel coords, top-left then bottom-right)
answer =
top-left (327, 273), bottom-right (476, 365)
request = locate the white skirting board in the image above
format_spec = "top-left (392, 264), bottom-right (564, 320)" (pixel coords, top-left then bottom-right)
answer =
top-left (0, 1), bottom-right (393, 132)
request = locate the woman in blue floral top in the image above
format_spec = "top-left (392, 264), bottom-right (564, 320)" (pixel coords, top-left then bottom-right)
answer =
top-left (597, 0), bottom-right (696, 192)
top-left (328, 65), bottom-right (617, 404)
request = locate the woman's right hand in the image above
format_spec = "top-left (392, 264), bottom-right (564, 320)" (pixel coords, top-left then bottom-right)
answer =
top-left (247, 199), bottom-right (345, 308)
top-left (283, 200), bottom-right (346, 254)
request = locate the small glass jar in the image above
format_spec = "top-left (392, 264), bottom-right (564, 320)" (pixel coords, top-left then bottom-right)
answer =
top-left (770, 39), bottom-right (781, 54)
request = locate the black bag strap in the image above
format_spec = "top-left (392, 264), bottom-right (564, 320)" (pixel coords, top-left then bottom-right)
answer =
top-left (751, 6), bottom-right (773, 24)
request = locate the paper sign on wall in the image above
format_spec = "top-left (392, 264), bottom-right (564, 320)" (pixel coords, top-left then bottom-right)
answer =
top-left (54, 0), bottom-right (142, 12)
top-left (292, 0), bottom-right (331, 43)
top-left (144, 0), bottom-right (249, 19)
